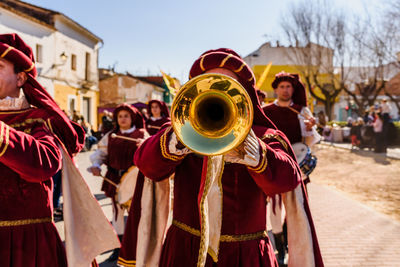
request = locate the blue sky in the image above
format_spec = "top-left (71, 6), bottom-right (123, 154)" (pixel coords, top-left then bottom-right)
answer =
top-left (24, 0), bottom-right (380, 82)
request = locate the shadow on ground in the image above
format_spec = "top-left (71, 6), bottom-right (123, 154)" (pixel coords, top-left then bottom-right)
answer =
top-left (350, 148), bottom-right (391, 165)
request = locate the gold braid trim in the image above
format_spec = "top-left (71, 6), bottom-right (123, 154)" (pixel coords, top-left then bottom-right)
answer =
top-left (200, 55), bottom-right (206, 72)
top-left (233, 63), bottom-right (245, 73)
top-left (117, 257), bottom-right (136, 267)
top-left (172, 219), bottom-right (268, 242)
top-left (248, 76), bottom-right (254, 82)
top-left (160, 127), bottom-right (185, 161)
top-left (24, 62), bottom-right (35, 72)
top-left (219, 54), bottom-right (232, 68)
top-left (262, 134), bottom-right (289, 151)
top-left (0, 217), bottom-right (53, 227)
top-left (247, 151), bottom-right (267, 173)
top-left (0, 122), bottom-right (10, 158)
top-left (197, 157), bottom-right (213, 267)
top-left (0, 46), bottom-right (13, 58)
top-left (247, 141), bottom-right (267, 173)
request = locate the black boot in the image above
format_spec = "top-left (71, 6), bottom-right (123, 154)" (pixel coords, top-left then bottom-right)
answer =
top-left (106, 235), bottom-right (123, 262)
top-left (273, 232), bottom-right (287, 266)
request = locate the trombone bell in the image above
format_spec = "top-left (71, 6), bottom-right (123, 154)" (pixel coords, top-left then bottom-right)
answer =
top-left (171, 73), bottom-right (253, 156)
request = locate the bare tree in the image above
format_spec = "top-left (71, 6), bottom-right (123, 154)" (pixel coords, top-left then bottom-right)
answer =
top-left (343, 0), bottom-right (400, 116)
top-left (280, 0), bottom-right (348, 120)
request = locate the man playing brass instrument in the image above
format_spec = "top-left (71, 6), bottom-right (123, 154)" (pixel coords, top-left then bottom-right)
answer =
top-left (262, 72), bottom-right (321, 265)
top-left (132, 49), bottom-right (323, 267)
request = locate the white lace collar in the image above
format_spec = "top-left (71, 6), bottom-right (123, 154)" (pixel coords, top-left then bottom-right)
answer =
top-left (0, 91), bottom-right (30, 111)
top-left (274, 99), bottom-right (294, 107)
top-left (120, 126), bottom-right (136, 134)
top-left (150, 116), bottom-right (162, 121)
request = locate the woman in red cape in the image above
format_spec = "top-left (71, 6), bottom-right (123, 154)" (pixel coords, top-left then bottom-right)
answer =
top-left (118, 100), bottom-right (170, 266)
top-left (88, 103), bottom-right (147, 261)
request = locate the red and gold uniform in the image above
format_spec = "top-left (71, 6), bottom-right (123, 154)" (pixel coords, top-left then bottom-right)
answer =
top-left (0, 34), bottom-right (84, 266)
top-left (90, 104), bottom-right (146, 237)
top-left (118, 100), bottom-right (170, 266)
top-left (130, 49), bottom-right (323, 267)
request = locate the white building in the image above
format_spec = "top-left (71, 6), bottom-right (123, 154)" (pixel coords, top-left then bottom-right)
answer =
top-left (0, 0), bottom-right (102, 128)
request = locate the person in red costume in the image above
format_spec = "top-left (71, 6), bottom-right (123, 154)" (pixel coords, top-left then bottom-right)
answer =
top-left (145, 100), bottom-right (170, 136)
top-left (88, 103), bottom-right (148, 262)
top-left (0, 33), bottom-right (85, 266)
top-left (118, 100), bottom-right (170, 267)
top-left (263, 72), bottom-right (321, 265)
top-left (133, 49), bottom-right (323, 267)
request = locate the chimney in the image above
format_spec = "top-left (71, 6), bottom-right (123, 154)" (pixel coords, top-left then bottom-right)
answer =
top-left (276, 41), bottom-right (280, 47)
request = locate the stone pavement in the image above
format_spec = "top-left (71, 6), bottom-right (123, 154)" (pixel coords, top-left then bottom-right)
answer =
top-left (308, 182), bottom-right (400, 267)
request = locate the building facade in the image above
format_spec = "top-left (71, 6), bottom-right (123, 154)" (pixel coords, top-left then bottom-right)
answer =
top-left (0, 0), bottom-right (102, 128)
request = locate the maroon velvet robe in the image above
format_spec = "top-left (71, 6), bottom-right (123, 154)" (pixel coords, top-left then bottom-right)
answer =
top-left (131, 123), bottom-right (301, 267)
top-left (101, 129), bottom-right (146, 199)
top-left (0, 108), bottom-right (67, 267)
top-left (118, 120), bottom-right (169, 266)
top-left (262, 103), bottom-right (303, 144)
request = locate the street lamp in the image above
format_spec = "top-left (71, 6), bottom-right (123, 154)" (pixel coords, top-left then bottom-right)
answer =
top-left (51, 52), bottom-right (68, 68)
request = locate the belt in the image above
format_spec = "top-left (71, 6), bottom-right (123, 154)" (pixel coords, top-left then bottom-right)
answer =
top-left (172, 219), bottom-right (267, 242)
top-left (0, 217), bottom-right (53, 227)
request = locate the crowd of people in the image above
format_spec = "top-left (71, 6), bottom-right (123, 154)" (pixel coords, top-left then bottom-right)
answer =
top-left (1, 34), bottom-right (325, 267)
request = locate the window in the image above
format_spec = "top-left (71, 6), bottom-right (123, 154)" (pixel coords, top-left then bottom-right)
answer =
top-left (85, 52), bottom-right (90, 80)
top-left (71, 54), bottom-right (77, 71)
top-left (36, 44), bottom-right (42, 63)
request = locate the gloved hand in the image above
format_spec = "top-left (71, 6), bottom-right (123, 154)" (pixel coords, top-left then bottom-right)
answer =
top-left (168, 132), bottom-right (192, 156)
top-left (224, 129), bottom-right (260, 167)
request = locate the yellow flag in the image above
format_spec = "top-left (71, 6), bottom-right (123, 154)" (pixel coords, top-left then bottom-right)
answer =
top-left (256, 62), bottom-right (272, 89)
top-left (160, 70), bottom-right (180, 96)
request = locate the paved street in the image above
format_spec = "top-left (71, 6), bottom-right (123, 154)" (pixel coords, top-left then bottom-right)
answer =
top-left (308, 183), bottom-right (400, 266)
top-left (56, 150), bottom-right (400, 267)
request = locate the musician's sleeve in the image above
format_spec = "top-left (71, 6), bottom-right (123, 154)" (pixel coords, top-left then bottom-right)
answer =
top-left (134, 125), bottom-right (184, 181)
top-left (247, 130), bottom-right (301, 196)
top-left (89, 132), bottom-right (109, 168)
top-left (0, 121), bottom-right (61, 183)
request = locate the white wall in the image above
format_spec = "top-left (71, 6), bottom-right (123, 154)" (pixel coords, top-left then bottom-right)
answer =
top-left (0, 7), bottom-right (100, 90)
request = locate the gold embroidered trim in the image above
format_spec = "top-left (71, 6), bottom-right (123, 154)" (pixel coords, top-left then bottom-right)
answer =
top-left (0, 217), bottom-right (53, 227)
top-left (160, 127), bottom-right (184, 161)
top-left (0, 108), bottom-right (32, 114)
top-left (0, 122), bottom-right (4, 152)
top-left (24, 62), bottom-right (35, 72)
top-left (117, 257), bottom-right (136, 267)
top-left (200, 55), bottom-right (206, 72)
top-left (0, 122), bottom-right (10, 157)
top-left (248, 76), bottom-right (254, 82)
top-left (219, 54), bottom-right (232, 68)
top-left (262, 134), bottom-right (288, 151)
top-left (8, 118), bottom-right (45, 129)
top-left (0, 46), bottom-right (13, 58)
top-left (172, 219), bottom-right (268, 242)
top-left (233, 63), bottom-right (245, 73)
